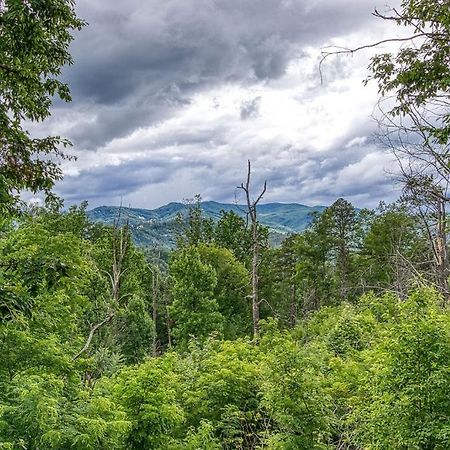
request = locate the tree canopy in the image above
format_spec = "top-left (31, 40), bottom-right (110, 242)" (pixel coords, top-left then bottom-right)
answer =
top-left (0, 0), bottom-right (85, 211)
top-left (1, 0), bottom-right (450, 448)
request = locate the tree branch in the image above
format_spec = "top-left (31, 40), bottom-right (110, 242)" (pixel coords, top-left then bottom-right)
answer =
top-left (319, 33), bottom-right (437, 83)
top-left (73, 311), bottom-right (115, 360)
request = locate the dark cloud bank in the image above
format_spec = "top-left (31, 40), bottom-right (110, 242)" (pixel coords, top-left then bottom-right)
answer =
top-left (45, 0), bottom-right (400, 208)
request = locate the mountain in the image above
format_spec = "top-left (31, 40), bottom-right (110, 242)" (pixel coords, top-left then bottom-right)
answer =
top-left (87, 201), bottom-right (326, 249)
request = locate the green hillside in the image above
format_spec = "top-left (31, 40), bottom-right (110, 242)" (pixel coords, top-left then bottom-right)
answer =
top-left (87, 201), bottom-right (326, 248)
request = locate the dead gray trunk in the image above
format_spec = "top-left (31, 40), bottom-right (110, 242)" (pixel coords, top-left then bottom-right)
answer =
top-left (238, 160), bottom-right (266, 339)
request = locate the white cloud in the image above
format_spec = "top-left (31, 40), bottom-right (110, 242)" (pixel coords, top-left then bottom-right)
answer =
top-left (42, 0), bottom-right (405, 209)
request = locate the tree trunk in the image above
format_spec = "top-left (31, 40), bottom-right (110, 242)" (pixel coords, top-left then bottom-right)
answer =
top-left (238, 160), bottom-right (266, 340)
top-left (73, 219), bottom-right (129, 360)
top-left (289, 282), bottom-right (297, 327)
top-left (338, 244), bottom-right (349, 299)
top-left (152, 268), bottom-right (158, 356)
top-left (434, 198), bottom-right (449, 303)
top-left (251, 222), bottom-right (260, 338)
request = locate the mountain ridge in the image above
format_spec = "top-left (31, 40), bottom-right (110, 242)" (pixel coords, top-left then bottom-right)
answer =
top-left (87, 201), bottom-right (327, 248)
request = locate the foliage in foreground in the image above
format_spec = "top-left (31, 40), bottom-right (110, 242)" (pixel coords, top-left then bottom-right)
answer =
top-left (0, 208), bottom-right (449, 449)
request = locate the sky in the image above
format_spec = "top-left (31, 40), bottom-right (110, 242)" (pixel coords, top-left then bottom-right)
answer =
top-left (36, 0), bottom-right (404, 209)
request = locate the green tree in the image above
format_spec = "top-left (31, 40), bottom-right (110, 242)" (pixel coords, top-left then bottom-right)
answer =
top-left (114, 295), bottom-right (154, 364)
top-left (360, 202), bottom-right (428, 296)
top-left (214, 210), bottom-right (252, 264)
top-left (259, 323), bottom-right (333, 449)
top-left (0, 0), bottom-right (85, 210)
top-left (296, 211), bottom-right (337, 313)
top-left (327, 198), bottom-right (359, 300)
top-left (176, 195), bottom-right (214, 247)
top-left (259, 235), bottom-right (301, 328)
top-left (180, 339), bottom-right (264, 449)
top-left (0, 218), bottom-right (94, 378)
top-left (112, 355), bottom-right (184, 449)
top-left (179, 421), bottom-right (221, 450)
top-left (368, 1), bottom-right (450, 145)
top-left (0, 374), bottom-right (129, 450)
top-left (169, 246), bottom-right (223, 349)
top-left (79, 223), bottom-right (155, 364)
top-left (197, 244), bottom-right (251, 339)
top-left (295, 199), bottom-right (364, 311)
top-left (367, 2), bottom-right (450, 300)
top-left (0, 212), bottom-right (129, 450)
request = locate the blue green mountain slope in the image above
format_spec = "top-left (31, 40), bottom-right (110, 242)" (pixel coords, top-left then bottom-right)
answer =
top-left (87, 201), bottom-right (326, 248)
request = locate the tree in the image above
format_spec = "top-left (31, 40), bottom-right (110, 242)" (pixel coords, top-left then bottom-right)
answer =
top-left (237, 161), bottom-right (267, 339)
top-left (169, 246), bottom-right (223, 350)
top-left (114, 295), bottom-right (154, 364)
top-left (367, 1), bottom-right (450, 146)
top-left (327, 198), bottom-right (359, 300)
top-left (180, 339), bottom-right (264, 448)
top-left (259, 324), bottom-right (333, 449)
top-left (366, 2), bottom-right (450, 301)
top-left (401, 175), bottom-right (450, 300)
top-left (0, 0), bottom-right (85, 210)
top-left (323, 2), bottom-right (450, 301)
top-left (178, 421), bottom-right (221, 450)
top-left (360, 202), bottom-right (427, 296)
top-left (197, 244), bottom-right (251, 339)
top-left (73, 222), bottom-right (131, 360)
top-left (69, 213), bottom-right (156, 364)
top-left (258, 235), bottom-right (301, 328)
top-left (322, 1), bottom-right (450, 146)
top-left (214, 210), bottom-right (252, 264)
top-left (296, 210), bottom-right (337, 313)
top-left (0, 218), bottom-right (92, 378)
top-left (113, 355), bottom-right (184, 449)
top-left (0, 372), bottom-right (130, 450)
top-left (176, 195), bottom-right (214, 247)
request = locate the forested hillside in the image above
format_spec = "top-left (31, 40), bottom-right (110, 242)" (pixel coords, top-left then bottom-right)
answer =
top-left (1, 199), bottom-right (450, 449)
top-left (1, 0), bottom-right (450, 449)
top-left (87, 201), bottom-right (326, 249)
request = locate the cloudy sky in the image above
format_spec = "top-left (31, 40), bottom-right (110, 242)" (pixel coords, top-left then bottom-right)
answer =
top-left (39, 0), bottom-right (404, 209)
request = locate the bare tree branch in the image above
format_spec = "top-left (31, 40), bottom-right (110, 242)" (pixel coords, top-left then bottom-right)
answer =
top-left (237, 160), bottom-right (267, 339)
top-left (73, 311), bottom-right (115, 360)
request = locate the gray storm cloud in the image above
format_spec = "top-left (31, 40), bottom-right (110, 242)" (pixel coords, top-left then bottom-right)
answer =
top-left (40, 0), bottom-right (402, 209)
top-left (61, 0), bottom-right (379, 146)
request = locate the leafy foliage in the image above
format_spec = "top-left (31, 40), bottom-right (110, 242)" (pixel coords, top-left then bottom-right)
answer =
top-left (169, 246), bottom-right (223, 349)
top-left (368, 0), bottom-right (450, 144)
top-left (0, 0), bottom-right (85, 209)
top-left (2, 1), bottom-right (450, 448)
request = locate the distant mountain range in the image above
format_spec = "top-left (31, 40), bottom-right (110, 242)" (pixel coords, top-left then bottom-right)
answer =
top-left (87, 201), bottom-right (326, 249)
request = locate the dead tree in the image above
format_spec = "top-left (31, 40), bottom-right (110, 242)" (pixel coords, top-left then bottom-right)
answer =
top-left (74, 215), bottom-right (129, 360)
top-left (320, 5), bottom-right (450, 303)
top-left (381, 114), bottom-right (450, 302)
top-left (401, 172), bottom-right (449, 302)
top-left (238, 160), bottom-right (267, 339)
